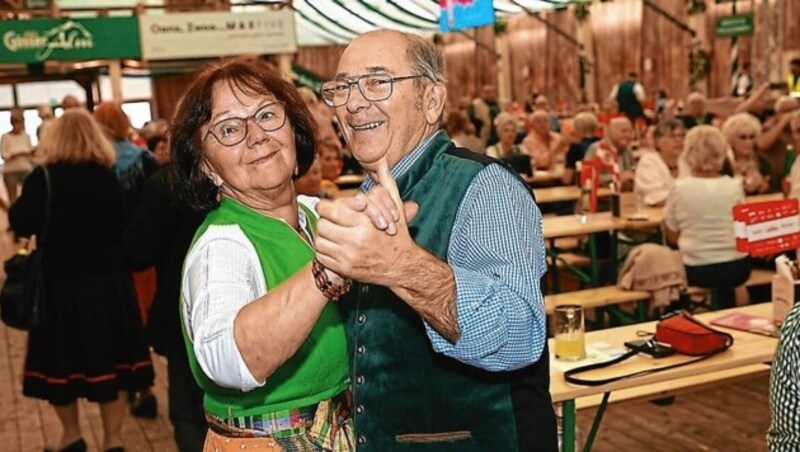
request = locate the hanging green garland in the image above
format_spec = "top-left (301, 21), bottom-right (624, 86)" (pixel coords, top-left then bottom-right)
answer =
top-left (687, 0), bottom-right (707, 15)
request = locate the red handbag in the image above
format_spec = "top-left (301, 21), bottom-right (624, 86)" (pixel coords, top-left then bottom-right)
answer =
top-left (655, 312), bottom-right (733, 356)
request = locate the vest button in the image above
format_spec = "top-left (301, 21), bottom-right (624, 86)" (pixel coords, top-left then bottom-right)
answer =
top-left (357, 313), bottom-right (366, 324)
top-left (357, 435), bottom-right (367, 444)
top-left (356, 375), bottom-right (365, 385)
top-left (360, 285), bottom-right (369, 294)
top-left (357, 344), bottom-right (365, 355)
top-left (356, 404), bottom-right (364, 414)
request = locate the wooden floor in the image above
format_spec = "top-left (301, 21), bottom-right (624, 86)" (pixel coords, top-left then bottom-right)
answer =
top-left (0, 319), bottom-right (771, 451)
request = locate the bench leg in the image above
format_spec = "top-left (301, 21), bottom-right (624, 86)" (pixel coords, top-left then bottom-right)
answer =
top-left (583, 392), bottom-right (611, 452)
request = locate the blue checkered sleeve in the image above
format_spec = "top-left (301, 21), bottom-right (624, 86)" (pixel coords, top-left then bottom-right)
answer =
top-left (422, 164), bottom-right (548, 371)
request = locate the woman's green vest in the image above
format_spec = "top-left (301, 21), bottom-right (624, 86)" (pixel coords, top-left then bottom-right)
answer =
top-left (182, 198), bottom-right (348, 418)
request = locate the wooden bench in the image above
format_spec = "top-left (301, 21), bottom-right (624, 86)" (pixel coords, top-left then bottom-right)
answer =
top-left (686, 268), bottom-right (775, 307)
top-left (545, 286), bottom-right (652, 315)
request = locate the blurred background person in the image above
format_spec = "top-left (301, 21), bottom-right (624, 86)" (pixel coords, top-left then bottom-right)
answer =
top-left (317, 138), bottom-right (343, 198)
top-left (0, 108), bottom-right (34, 204)
top-left (758, 96), bottom-right (799, 185)
top-left (664, 126), bottom-right (750, 309)
top-left (723, 113), bottom-right (773, 195)
top-left (446, 110), bottom-right (483, 153)
top-left (562, 112), bottom-right (600, 185)
top-left (37, 104), bottom-right (56, 142)
top-left (635, 118), bottom-right (686, 207)
top-left (10, 109), bottom-right (154, 452)
top-left (609, 72), bottom-right (645, 122)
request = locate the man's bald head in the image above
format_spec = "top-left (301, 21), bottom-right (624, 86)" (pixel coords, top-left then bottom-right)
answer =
top-left (607, 117), bottom-right (634, 150)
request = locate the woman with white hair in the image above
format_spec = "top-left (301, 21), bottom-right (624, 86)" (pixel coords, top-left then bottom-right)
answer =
top-left (485, 112), bottom-right (533, 174)
top-left (722, 113), bottom-right (773, 194)
top-left (664, 126), bottom-right (750, 309)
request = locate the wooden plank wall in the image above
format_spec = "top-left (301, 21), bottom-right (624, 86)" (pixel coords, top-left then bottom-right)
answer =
top-left (507, 15), bottom-right (548, 104)
top-left (641, 0), bottom-right (691, 102)
top-left (590, 0), bottom-right (644, 106)
top-left (294, 45), bottom-right (344, 80)
top-left (441, 25), bottom-right (498, 109)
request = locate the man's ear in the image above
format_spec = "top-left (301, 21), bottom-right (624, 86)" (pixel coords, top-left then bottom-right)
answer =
top-left (424, 84), bottom-right (447, 125)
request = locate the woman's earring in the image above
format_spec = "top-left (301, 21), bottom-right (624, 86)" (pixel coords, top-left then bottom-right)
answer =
top-left (294, 165), bottom-right (299, 176)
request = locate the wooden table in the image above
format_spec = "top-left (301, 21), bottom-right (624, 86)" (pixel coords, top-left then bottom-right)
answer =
top-left (334, 174), bottom-right (365, 188)
top-left (534, 186), bottom-right (612, 204)
top-left (551, 303), bottom-right (777, 452)
top-left (523, 168), bottom-right (565, 186)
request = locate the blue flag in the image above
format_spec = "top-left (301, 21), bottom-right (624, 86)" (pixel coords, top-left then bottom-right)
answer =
top-left (439, 0), bottom-right (496, 33)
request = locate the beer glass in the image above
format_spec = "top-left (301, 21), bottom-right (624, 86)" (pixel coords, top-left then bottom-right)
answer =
top-left (554, 304), bottom-right (586, 361)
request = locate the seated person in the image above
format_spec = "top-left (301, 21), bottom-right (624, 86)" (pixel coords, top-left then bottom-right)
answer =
top-left (635, 118), bottom-right (685, 206)
top-left (445, 110), bottom-right (484, 153)
top-left (677, 92), bottom-right (717, 129)
top-left (522, 110), bottom-right (565, 169)
top-left (486, 112), bottom-right (534, 173)
top-left (722, 113), bottom-right (774, 194)
top-left (563, 112), bottom-right (600, 185)
top-left (664, 126), bottom-right (751, 309)
top-left (317, 139), bottom-right (344, 198)
top-left (583, 117), bottom-right (636, 191)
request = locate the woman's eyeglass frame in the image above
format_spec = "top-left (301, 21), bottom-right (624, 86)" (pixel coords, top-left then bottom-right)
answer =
top-left (203, 101), bottom-right (287, 147)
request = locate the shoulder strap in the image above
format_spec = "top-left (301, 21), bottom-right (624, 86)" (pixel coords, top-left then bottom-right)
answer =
top-left (38, 165), bottom-right (52, 245)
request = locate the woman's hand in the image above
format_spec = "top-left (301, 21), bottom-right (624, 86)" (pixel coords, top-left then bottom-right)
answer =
top-left (335, 175), bottom-right (418, 235)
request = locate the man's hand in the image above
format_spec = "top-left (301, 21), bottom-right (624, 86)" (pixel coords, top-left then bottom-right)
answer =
top-left (316, 161), bottom-right (418, 285)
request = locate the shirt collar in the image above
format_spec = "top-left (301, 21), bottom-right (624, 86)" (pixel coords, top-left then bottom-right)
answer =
top-left (360, 129), bottom-right (445, 192)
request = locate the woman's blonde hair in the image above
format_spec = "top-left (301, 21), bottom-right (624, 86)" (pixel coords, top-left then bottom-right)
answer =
top-left (493, 111), bottom-right (517, 130)
top-left (682, 125), bottom-right (728, 176)
top-left (721, 113), bottom-right (762, 142)
top-left (37, 109), bottom-right (116, 167)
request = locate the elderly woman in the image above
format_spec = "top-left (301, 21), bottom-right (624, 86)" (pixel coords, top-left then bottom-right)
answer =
top-left (722, 113), bottom-right (774, 194)
top-left (635, 118), bottom-right (686, 206)
top-left (170, 58), bottom-right (394, 451)
top-left (562, 112), bottom-right (600, 185)
top-left (522, 110), bottom-right (564, 169)
top-left (10, 109), bottom-right (154, 452)
top-left (486, 112), bottom-right (533, 174)
top-left (665, 126), bottom-right (750, 309)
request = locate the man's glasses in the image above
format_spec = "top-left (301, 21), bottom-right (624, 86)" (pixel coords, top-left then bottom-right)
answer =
top-left (203, 102), bottom-right (287, 147)
top-left (320, 73), bottom-right (429, 107)
top-left (738, 134), bottom-right (757, 140)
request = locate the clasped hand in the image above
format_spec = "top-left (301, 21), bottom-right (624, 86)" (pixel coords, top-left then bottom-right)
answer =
top-left (315, 161), bottom-right (418, 286)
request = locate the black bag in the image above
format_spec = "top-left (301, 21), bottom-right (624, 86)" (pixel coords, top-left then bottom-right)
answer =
top-left (0, 166), bottom-right (51, 331)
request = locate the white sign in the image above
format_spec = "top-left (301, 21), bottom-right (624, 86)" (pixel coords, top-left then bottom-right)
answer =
top-left (139, 10), bottom-right (296, 60)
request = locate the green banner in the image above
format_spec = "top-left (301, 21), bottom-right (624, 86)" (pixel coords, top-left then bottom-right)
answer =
top-left (716, 14), bottom-right (754, 38)
top-left (0, 17), bottom-right (141, 63)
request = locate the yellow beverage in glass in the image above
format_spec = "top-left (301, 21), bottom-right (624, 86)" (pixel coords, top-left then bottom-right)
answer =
top-left (555, 333), bottom-right (586, 361)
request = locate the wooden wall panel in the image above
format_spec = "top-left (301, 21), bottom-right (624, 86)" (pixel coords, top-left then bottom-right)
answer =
top-left (507, 14), bottom-right (547, 105)
top-left (442, 26), bottom-right (497, 109)
top-left (786, 0), bottom-right (800, 52)
top-left (294, 45), bottom-right (344, 80)
top-left (641, 0), bottom-right (691, 101)
top-left (151, 73), bottom-right (196, 122)
top-left (706, 2), bottom-right (753, 98)
top-left (544, 9), bottom-right (580, 108)
top-left (590, 0), bottom-right (643, 105)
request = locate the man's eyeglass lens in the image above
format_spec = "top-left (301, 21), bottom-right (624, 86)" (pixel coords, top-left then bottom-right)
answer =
top-left (208, 102), bottom-right (286, 146)
top-left (321, 74), bottom-right (424, 107)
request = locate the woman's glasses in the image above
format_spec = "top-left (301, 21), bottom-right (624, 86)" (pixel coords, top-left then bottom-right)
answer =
top-left (203, 102), bottom-right (287, 147)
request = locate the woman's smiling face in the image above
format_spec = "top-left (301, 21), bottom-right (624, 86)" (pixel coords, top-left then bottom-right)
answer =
top-left (201, 81), bottom-right (297, 201)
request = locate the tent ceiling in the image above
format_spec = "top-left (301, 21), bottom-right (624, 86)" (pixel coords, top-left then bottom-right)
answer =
top-left (233, 0), bottom-right (571, 47)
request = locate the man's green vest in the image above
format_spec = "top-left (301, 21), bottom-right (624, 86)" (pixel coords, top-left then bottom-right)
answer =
top-left (183, 198), bottom-right (349, 419)
top-left (340, 132), bottom-right (557, 451)
top-left (617, 80), bottom-right (643, 119)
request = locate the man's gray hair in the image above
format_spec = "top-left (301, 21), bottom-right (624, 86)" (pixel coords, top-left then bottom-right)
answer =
top-left (404, 32), bottom-right (446, 89)
top-left (653, 118), bottom-right (685, 140)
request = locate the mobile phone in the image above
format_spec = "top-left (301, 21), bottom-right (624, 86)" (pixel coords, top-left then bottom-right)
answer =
top-left (624, 339), bottom-right (676, 358)
top-left (769, 82), bottom-right (788, 90)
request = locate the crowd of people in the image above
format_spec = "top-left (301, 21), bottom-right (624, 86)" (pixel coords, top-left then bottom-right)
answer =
top-left (2, 30), bottom-right (800, 452)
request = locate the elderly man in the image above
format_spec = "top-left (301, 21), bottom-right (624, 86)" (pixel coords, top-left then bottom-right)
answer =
top-left (758, 96), bottom-right (800, 184)
top-left (534, 95), bottom-right (561, 132)
top-left (678, 92), bottom-right (716, 129)
top-left (609, 72), bottom-right (645, 121)
top-left (583, 116), bottom-right (636, 190)
top-left (522, 109), bottom-right (566, 169)
top-left (315, 29), bottom-right (556, 451)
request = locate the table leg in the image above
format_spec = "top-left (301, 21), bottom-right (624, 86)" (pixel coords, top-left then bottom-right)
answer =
top-left (562, 399), bottom-right (576, 452)
top-left (583, 392), bottom-right (611, 452)
top-left (589, 234), bottom-right (598, 286)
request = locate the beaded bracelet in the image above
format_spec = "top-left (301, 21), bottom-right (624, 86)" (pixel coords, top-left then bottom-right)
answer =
top-left (311, 258), bottom-right (351, 301)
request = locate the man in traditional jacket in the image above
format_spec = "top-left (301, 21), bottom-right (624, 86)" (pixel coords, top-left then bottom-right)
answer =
top-left (314, 29), bottom-right (557, 451)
